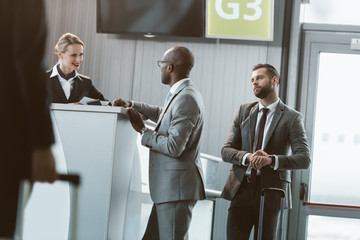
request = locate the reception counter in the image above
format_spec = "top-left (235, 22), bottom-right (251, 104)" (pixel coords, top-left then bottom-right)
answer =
top-left (22, 103), bottom-right (221, 240)
top-left (24, 104), bottom-right (137, 240)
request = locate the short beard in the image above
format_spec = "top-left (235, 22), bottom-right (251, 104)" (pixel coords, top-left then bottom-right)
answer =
top-left (255, 85), bottom-right (272, 99)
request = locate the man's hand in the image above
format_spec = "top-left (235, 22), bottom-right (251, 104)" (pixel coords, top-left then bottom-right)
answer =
top-left (249, 150), bottom-right (271, 170)
top-left (112, 98), bottom-right (131, 107)
top-left (127, 107), bottom-right (145, 134)
top-left (31, 147), bottom-right (57, 183)
top-left (253, 150), bottom-right (268, 157)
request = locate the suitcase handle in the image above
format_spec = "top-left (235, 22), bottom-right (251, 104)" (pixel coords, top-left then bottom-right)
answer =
top-left (258, 188), bottom-right (286, 240)
top-left (58, 173), bottom-right (81, 186)
top-left (261, 187), bottom-right (285, 198)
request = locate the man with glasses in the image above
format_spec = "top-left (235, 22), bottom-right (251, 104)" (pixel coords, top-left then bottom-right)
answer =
top-left (113, 46), bottom-right (205, 240)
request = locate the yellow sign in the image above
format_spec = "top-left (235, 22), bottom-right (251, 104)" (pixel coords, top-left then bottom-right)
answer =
top-left (206, 0), bottom-right (274, 41)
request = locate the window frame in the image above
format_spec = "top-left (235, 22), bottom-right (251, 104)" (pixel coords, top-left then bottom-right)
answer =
top-left (288, 23), bottom-right (360, 239)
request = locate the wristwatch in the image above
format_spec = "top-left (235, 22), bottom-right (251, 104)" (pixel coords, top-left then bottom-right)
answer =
top-left (269, 154), bottom-right (276, 167)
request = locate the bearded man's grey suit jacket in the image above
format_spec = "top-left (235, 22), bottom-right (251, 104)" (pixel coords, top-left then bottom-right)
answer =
top-left (221, 100), bottom-right (311, 209)
top-left (132, 79), bottom-right (206, 203)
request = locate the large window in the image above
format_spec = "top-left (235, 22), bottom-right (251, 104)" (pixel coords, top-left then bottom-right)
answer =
top-left (310, 53), bottom-right (360, 207)
top-left (302, 0), bottom-right (360, 26)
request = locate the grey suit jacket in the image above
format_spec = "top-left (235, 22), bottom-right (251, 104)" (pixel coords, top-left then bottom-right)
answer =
top-left (221, 100), bottom-right (311, 209)
top-left (132, 80), bottom-right (206, 203)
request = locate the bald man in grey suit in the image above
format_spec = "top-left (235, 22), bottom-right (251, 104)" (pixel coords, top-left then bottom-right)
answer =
top-left (113, 46), bottom-right (205, 240)
top-left (221, 64), bottom-right (311, 240)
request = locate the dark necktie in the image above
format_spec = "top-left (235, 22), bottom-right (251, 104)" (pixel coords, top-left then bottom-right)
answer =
top-left (251, 108), bottom-right (269, 187)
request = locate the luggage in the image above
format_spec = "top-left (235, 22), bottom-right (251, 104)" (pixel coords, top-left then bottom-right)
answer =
top-left (257, 187), bottom-right (286, 240)
top-left (16, 174), bottom-right (80, 240)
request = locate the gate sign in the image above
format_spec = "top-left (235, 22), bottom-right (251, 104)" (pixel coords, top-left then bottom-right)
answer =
top-left (206, 0), bottom-right (274, 41)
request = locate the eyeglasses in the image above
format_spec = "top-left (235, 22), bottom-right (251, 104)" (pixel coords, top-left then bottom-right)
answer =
top-left (157, 60), bottom-right (172, 67)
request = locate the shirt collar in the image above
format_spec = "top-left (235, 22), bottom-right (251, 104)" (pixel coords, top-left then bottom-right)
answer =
top-left (169, 78), bottom-right (190, 94)
top-left (50, 64), bottom-right (81, 81)
top-left (258, 98), bottom-right (280, 113)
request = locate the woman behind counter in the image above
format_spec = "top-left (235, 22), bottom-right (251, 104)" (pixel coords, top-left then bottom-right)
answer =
top-left (47, 33), bottom-right (107, 104)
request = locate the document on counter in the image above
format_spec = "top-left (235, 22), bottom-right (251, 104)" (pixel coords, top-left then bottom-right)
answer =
top-left (79, 97), bottom-right (110, 106)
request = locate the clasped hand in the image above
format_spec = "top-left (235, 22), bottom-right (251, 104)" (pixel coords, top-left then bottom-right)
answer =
top-left (127, 107), bottom-right (145, 134)
top-left (247, 150), bottom-right (272, 170)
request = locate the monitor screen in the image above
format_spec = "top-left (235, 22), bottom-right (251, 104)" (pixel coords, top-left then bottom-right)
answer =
top-left (97, 0), bottom-right (204, 37)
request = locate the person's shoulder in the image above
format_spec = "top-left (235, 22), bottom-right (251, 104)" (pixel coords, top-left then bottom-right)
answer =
top-left (279, 101), bottom-right (302, 117)
top-left (231, 102), bottom-right (257, 119)
top-left (46, 65), bottom-right (59, 78)
top-left (45, 68), bottom-right (54, 79)
top-left (279, 101), bottom-right (296, 112)
top-left (182, 83), bottom-right (200, 95)
top-left (45, 69), bottom-right (52, 74)
top-left (78, 74), bottom-right (92, 82)
top-left (240, 101), bottom-right (258, 110)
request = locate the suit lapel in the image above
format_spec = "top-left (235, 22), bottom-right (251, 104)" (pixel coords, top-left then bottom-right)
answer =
top-left (51, 75), bottom-right (68, 102)
top-left (263, 100), bottom-right (284, 149)
top-left (154, 80), bottom-right (190, 131)
top-left (249, 104), bottom-right (259, 152)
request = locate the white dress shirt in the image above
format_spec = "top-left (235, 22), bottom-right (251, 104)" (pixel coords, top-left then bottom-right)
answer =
top-left (168, 78), bottom-right (189, 95)
top-left (242, 99), bottom-right (280, 173)
top-left (50, 65), bottom-right (80, 100)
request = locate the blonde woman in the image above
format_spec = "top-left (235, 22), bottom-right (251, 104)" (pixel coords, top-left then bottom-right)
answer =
top-left (47, 33), bottom-right (106, 103)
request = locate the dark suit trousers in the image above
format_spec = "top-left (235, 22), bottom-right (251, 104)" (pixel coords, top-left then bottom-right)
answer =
top-left (0, 176), bottom-right (20, 238)
top-left (142, 200), bottom-right (197, 240)
top-left (227, 178), bottom-right (280, 240)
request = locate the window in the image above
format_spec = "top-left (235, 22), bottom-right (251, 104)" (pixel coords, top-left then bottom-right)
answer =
top-left (310, 53), bottom-right (360, 207)
top-left (302, 0), bottom-right (360, 26)
top-left (307, 216), bottom-right (360, 239)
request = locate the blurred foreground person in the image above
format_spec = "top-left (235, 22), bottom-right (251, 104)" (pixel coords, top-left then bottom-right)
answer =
top-left (0, 0), bottom-right (57, 238)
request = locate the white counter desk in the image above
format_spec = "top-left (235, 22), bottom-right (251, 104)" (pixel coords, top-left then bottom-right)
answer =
top-left (24, 104), bottom-right (137, 240)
